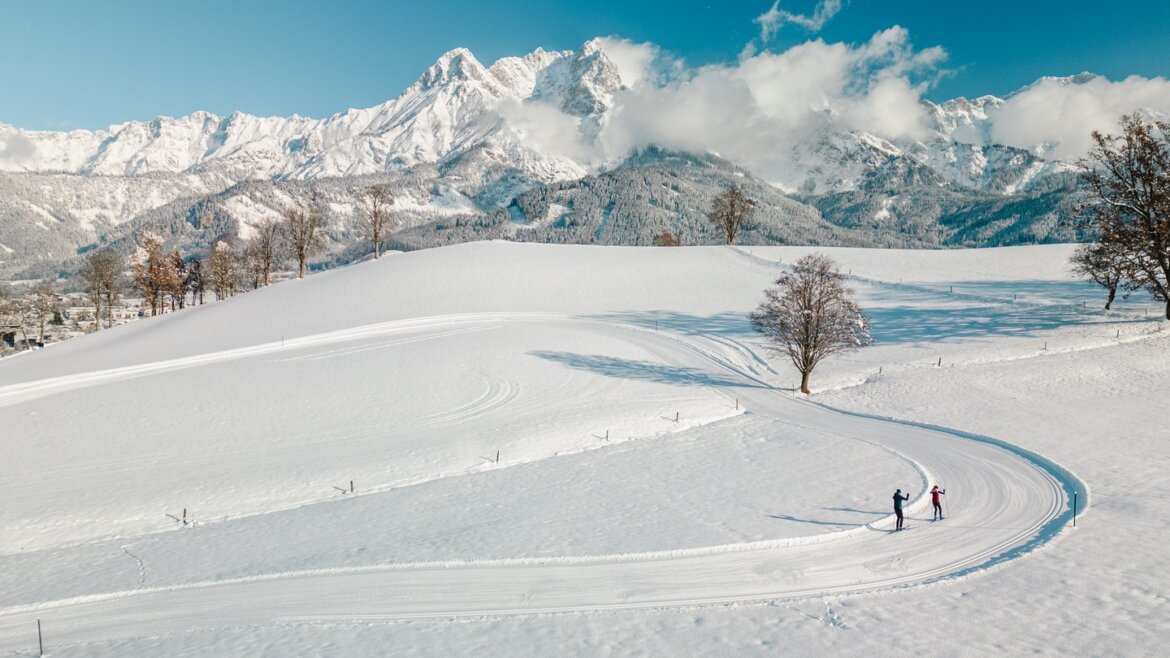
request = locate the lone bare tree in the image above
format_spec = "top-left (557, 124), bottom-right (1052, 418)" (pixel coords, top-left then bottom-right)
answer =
top-left (707, 184), bottom-right (756, 245)
top-left (751, 253), bottom-right (871, 394)
top-left (1077, 113), bottom-right (1170, 319)
top-left (357, 184), bottom-right (395, 259)
top-left (284, 204), bottom-right (322, 278)
top-left (79, 250), bottom-right (123, 329)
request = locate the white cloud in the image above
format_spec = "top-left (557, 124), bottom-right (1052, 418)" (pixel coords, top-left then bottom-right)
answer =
top-left (597, 27), bottom-right (943, 181)
top-left (756, 0), bottom-right (845, 41)
top-left (0, 133), bottom-right (36, 165)
top-left (502, 26), bottom-right (1170, 187)
top-left (594, 37), bottom-right (658, 89)
top-left (496, 99), bottom-right (592, 163)
top-left (985, 75), bottom-right (1170, 160)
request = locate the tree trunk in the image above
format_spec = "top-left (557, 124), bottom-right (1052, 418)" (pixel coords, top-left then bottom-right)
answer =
top-left (17, 320), bottom-right (30, 350)
top-left (93, 300), bottom-right (102, 330)
top-left (800, 370), bottom-right (811, 395)
top-left (1105, 287), bottom-right (1116, 310)
top-left (1165, 298), bottom-right (1170, 321)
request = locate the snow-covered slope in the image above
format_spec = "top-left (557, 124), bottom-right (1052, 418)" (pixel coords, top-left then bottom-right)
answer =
top-left (0, 242), bottom-right (1164, 655)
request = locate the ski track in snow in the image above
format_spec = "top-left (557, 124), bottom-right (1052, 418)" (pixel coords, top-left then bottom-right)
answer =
top-left (0, 312), bottom-right (1085, 649)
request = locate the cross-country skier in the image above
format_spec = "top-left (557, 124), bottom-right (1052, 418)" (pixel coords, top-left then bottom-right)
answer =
top-left (893, 488), bottom-right (910, 530)
top-left (931, 485), bottom-right (946, 520)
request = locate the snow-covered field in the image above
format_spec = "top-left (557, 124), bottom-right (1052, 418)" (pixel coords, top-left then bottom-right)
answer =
top-left (1, 242), bottom-right (1166, 656)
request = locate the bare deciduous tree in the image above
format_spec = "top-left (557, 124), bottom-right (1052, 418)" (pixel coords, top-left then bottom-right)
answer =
top-left (186, 259), bottom-right (205, 305)
top-left (250, 218), bottom-right (283, 285)
top-left (0, 281), bottom-right (31, 351)
top-left (707, 184), bottom-right (756, 245)
top-left (653, 229), bottom-right (680, 246)
top-left (243, 241), bottom-right (266, 290)
top-left (1077, 113), bottom-right (1170, 319)
top-left (357, 184), bottom-right (395, 259)
top-left (79, 250), bottom-right (123, 329)
top-left (208, 241), bottom-right (240, 300)
top-left (1070, 240), bottom-right (1127, 310)
top-left (167, 251), bottom-right (187, 311)
top-left (28, 280), bottom-right (59, 343)
top-left (285, 204), bottom-right (322, 278)
top-left (131, 233), bottom-right (172, 316)
top-left (751, 253), bottom-right (871, 394)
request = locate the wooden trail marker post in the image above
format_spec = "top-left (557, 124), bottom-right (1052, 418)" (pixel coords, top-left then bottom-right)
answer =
top-left (38, 619), bottom-right (43, 656)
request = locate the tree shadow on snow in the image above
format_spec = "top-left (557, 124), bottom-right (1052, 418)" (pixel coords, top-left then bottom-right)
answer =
top-left (861, 279), bottom-right (1152, 345)
top-left (590, 310), bottom-right (756, 338)
top-left (529, 350), bottom-right (763, 388)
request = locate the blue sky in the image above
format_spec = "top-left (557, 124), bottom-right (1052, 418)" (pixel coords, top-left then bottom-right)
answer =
top-left (2, 0), bottom-right (1168, 131)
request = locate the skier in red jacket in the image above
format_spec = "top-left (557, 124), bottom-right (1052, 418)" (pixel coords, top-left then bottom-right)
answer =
top-left (931, 485), bottom-right (946, 520)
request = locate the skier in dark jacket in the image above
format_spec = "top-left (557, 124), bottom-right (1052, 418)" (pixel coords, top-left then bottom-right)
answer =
top-left (893, 489), bottom-right (910, 530)
top-left (931, 485), bottom-right (946, 520)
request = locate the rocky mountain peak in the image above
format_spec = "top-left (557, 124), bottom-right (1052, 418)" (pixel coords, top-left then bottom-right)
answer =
top-left (413, 47), bottom-right (493, 91)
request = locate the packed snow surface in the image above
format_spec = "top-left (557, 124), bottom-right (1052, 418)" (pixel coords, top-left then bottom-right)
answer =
top-left (0, 242), bottom-right (1165, 655)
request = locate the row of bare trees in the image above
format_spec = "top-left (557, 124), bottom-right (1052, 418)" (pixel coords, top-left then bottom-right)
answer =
top-left (64, 185), bottom-right (397, 328)
top-left (1072, 113), bottom-right (1170, 319)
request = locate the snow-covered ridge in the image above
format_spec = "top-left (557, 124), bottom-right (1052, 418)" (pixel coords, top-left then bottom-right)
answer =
top-left (0, 44), bottom-right (1090, 191)
top-left (0, 40), bottom-right (623, 184)
top-left (0, 50), bottom-right (1108, 279)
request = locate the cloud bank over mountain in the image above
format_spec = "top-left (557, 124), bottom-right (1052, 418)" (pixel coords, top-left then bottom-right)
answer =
top-left (593, 27), bottom-right (945, 182)
top-left (3, 27), bottom-right (1169, 186)
top-left (981, 74), bottom-right (1170, 160)
top-left (585, 30), bottom-right (1170, 177)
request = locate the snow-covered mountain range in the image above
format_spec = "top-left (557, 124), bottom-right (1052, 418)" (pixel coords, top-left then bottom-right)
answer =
top-left (0, 39), bottom-right (1090, 278)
